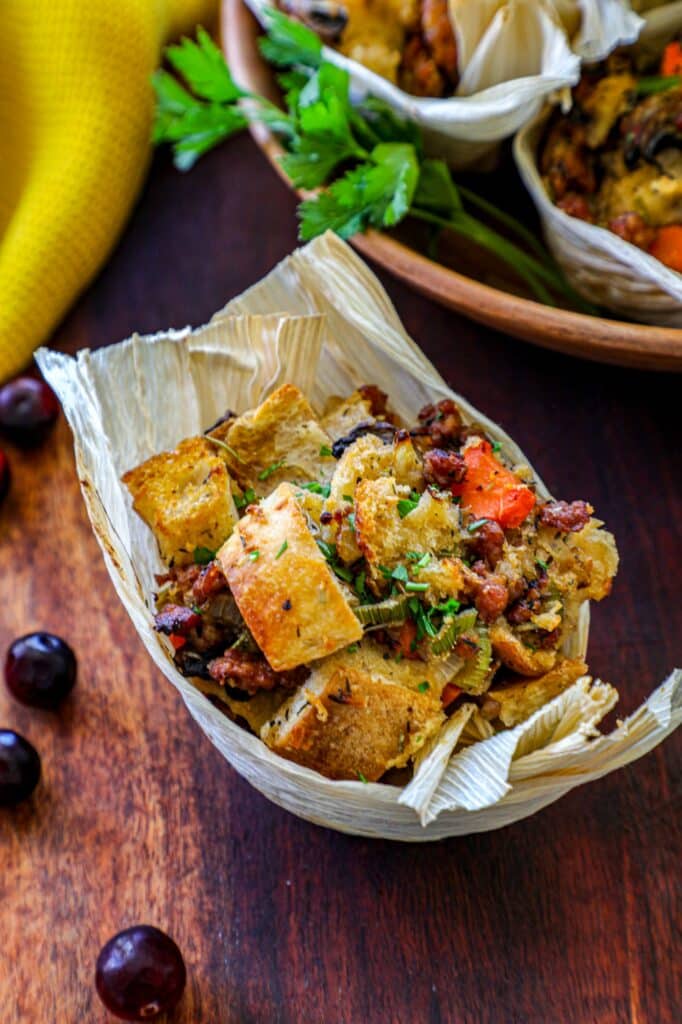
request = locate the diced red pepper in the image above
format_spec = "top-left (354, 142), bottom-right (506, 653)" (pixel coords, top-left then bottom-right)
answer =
top-left (451, 440), bottom-right (536, 529)
top-left (169, 633), bottom-right (187, 650)
top-left (441, 683), bottom-right (462, 708)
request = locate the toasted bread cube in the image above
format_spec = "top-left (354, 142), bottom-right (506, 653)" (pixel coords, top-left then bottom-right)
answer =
top-left (122, 437), bottom-right (238, 567)
top-left (490, 658), bottom-right (588, 727)
top-left (354, 477), bottom-right (460, 583)
top-left (217, 483), bottom-right (362, 671)
top-left (261, 651), bottom-right (444, 781)
top-left (221, 384), bottom-right (334, 496)
top-left (320, 390), bottom-right (376, 440)
top-left (489, 621), bottom-right (557, 677)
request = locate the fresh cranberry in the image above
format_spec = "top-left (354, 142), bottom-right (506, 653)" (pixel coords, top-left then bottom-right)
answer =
top-left (0, 376), bottom-right (60, 446)
top-left (5, 632), bottom-right (77, 709)
top-left (0, 449), bottom-right (9, 503)
top-left (95, 925), bottom-right (187, 1020)
top-left (0, 729), bottom-right (41, 805)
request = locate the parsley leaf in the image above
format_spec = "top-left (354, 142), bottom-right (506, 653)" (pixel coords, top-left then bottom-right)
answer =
top-left (413, 158), bottom-right (462, 217)
top-left (152, 70), bottom-right (248, 170)
top-left (166, 27), bottom-right (244, 104)
top-left (299, 142), bottom-right (419, 240)
top-left (319, 445), bottom-right (333, 457)
top-left (258, 7), bottom-right (322, 69)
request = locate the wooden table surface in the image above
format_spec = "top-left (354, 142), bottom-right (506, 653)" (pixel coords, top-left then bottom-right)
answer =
top-left (1, 134), bottom-right (680, 1024)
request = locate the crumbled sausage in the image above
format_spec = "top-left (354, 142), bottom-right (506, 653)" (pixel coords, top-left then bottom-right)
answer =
top-left (474, 577), bottom-right (509, 624)
top-left (191, 561), bottom-right (228, 604)
top-left (607, 212), bottom-right (656, 250)
top-left (207, 649), bottom-right (307, 695)
top-left (423, 448), bottom-right (466, 488)
top-left (416, 399), bottom-right (463, 446)
top-left (154, 604), bottom-right (202, 636)
top-left (469, 519), bottom-right (505, 568)
top-left (538, 499), bottom-right (593, 532)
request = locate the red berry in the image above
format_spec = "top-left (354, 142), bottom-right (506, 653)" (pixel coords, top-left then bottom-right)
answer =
top-left (95, 925), bottom-right (187, 1020)
top-left (0, 449), bottom-right (9, 503)
top-left (0, 376), bottom-right (60, 446)
top-left (5, 633), bottom-right (77, 709)
top-left (0, 729), bottom-right (41, 805)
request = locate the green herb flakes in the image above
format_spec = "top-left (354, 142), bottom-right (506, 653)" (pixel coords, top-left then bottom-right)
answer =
top-left (193, 546), bottom-right (216, 565)
top-left (258, 458), bottom-right (287, 481)
top-left (275, 539), bottom-right (289, 559)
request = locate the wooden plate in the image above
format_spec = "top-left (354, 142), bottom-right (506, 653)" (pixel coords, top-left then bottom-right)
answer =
top-left (222, 0), bottom-right (682, 371)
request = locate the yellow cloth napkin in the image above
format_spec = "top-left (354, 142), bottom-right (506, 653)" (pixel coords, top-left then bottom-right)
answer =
top-left (0, 0), bottom-right (217, 383)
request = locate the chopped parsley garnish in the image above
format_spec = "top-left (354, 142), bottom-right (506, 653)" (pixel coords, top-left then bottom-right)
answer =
top-left (536, 559), bottom-right (549, 571)
top-left (342, 494), bottom-right (353, 502)
top-left (491, 441), bottom-right (502, 453)
top-left (417, 681), bottom-right (430, 692)
top-left (319, 444), bottom-right (333, 457)
top-left (258, 458), bottom-right (287, 481)
top-left (193, 546), bottom-right (216, 565)
top-left (298, 481), bottom-right (331, 498)
top-left (333, 563), bottom-right (354, 583)
top-left (234, 487), bottom-right (257, 510)
top-left (248, 550), bottom-right (260, 561)
top-left (354, 571), bottom-right (367, 599)
top-left (346, 643), bottom-right (359, 653)
top-left (191, 605), bottom-right (203, 615)
top-left (357, 771), bottom-right (368, 784)
top-left (316, 539), bottom-right (336, 561)
top-left (397, 496), bottom-right (420, 518)
top-left (467, 518), bottom-right (490, 533)
top-left (408, 597), bottom-right (438, 639)
top-left (405, 581), bottom-right (428, 592)
top-left (406, 551), bottom-right (431, 571)
top-left (275, 539), bottom-right (288, 559)
top-left (436, 597), bottom-right (461, 615)
top-left (347, 512), bottom-right (356, 532)
top-left (391, 564), bottom-right (409, 583)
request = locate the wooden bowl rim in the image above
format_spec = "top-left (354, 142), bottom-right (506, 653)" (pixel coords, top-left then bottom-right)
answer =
top-left (222, 0), bottom-right (682, 371)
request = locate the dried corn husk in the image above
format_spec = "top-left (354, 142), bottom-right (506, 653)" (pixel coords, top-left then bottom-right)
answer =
top-left (245, 0), bottom-right (641, 168)
top-left (36, 233), bottom-right (680, 840)
top-left (514, 3), bottom-right (682, 325)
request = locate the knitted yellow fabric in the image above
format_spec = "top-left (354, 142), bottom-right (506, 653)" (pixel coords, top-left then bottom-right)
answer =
top-left (0, 0), bottom-right (217, 383)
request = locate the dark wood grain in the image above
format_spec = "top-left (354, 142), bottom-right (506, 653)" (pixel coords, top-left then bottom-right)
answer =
top-left (0, 134), bottom-right (680, 1024)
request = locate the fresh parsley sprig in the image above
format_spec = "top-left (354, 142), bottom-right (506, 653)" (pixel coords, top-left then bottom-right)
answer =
top-left (152, 13), bottom-right (594, 310)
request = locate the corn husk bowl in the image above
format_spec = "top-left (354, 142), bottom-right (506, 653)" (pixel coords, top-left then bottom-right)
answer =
top-left (514, 2), bottom-right (682, 325)
top-left (36, 233), bottom-right (680, 840)
top-left (243, 0), bottom-right (642, 169)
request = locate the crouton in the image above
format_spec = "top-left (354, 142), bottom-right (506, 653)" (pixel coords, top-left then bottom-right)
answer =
top-left (354, 477), bottom-right (460, 582)
top-left (489, 620), bottom-right (557, 677)
top-left (536, 519), bottom-right (618, 603)
top-left (192, 677), bottom-right (288, 734)
top-left (219, 384), bottom-right (334, 496)
top-left (490, 658), bottom-right (589, 727)
top-left (217, 483), bottom-right (362, 671)
top-left (261, 650), bottom-right (444, 780)
top-left (320, 390), bottom-right (376, 440)
top-left (122, 436), bottom-right (238, 567)
top-left (327, 434), bottom-right (422, 509)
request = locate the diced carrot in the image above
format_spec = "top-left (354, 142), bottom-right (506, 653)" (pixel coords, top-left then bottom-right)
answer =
top-left (396, 618), bottom-right (419, 659)
top-left (169, 633), bottom-right (187, 650)
top-left (660, 40), bottom-right (682, 77)
top-left (451, 440), bottom-right (536, 529)
top-left (649, 225), bottom-right (682, 273)
top-left (441, 683), bottom-right (462, 708)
